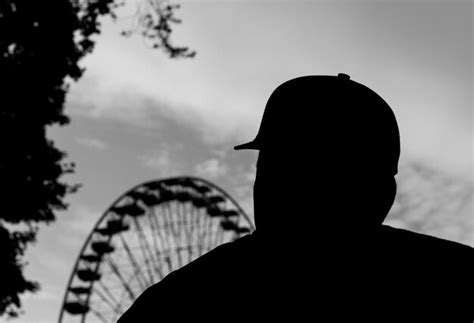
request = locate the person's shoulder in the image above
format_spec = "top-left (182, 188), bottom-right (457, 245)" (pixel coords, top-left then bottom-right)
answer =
top-left (152, 233), bottom-right (255, 289)
top-left (377, 225), bottom-right (474, 320)
top-left (380, 224), bottom-right (472, 247)
top-left (177, 232), bottom-right (255, 273)
top-left (117, 234), bottom-right (256, 322)
top-left (378, 224), bottom-right (474, 260)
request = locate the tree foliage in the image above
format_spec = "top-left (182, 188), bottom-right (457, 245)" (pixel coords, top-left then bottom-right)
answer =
top-left (0, 0), bottom-right (193, 318)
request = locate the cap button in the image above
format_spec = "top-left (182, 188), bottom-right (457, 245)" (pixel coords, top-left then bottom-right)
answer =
top-left (338, 73), bottom-right (350, 80)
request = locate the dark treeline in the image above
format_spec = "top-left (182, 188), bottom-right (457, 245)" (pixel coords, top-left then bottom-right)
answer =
top-left (0, 0), bottom-right (194, 317)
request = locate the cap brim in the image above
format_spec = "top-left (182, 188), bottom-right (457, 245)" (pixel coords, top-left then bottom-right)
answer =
top-left (233, 140), bottom-right (259, 150)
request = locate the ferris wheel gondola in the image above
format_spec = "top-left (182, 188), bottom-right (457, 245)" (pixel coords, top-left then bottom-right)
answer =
top-left (58, 176), bottom-right (254, 323)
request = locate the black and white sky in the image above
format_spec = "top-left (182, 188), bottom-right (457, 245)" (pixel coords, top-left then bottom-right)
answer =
top-left (22, 1), bottom-right (472, 321)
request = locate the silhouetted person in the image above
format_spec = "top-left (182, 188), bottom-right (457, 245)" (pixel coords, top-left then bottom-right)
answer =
top-left (118, 74), bottom-right (473, 322)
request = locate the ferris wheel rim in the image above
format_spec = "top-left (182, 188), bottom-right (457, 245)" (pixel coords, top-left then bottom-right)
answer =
top-left (58, 176), bottom-right (254, 323)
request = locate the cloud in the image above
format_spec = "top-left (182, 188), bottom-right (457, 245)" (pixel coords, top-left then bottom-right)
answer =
top-left (76, 136), bottom-right (108, 150)
top-left (194, 158), bottom-right (228, 179)
top-left (67, 71), bottom-right (250, 147)
top-left (67, 77), bottom-right (169, 129)
top-left (386, 162), bottom-right (474, 245)
top-left (63, 2), bottom-right (472, 177)
top-left (65, 15), bottom-right (263, 146)
top-left (140, 150), bottom-right (172, 170)
top-left (139, 146), bottom-right (183, 177)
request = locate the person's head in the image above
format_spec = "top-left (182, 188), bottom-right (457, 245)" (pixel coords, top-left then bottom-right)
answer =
top-left (235, 74), bottom-right (400, 241)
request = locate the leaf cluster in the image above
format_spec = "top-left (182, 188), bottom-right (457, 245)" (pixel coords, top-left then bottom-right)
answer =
top-left (0, 0), bottom-right (194, 318)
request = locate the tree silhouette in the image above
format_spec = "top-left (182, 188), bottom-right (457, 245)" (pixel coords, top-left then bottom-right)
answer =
top-left (0, 0), bottom-right (194, 318)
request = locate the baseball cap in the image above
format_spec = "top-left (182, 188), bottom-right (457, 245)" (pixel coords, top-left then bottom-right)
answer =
top-left (234, 73), bottom-right (400, 174)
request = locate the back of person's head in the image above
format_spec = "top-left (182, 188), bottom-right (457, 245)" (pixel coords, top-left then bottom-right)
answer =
top-left (235, 74), bottom-right (400, 244)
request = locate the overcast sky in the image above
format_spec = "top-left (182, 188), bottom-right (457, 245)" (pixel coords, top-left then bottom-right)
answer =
top-left (21, 1), bottom-right (472, 322)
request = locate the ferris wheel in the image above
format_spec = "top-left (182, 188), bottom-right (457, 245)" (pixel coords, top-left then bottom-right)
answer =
top-left (58, 176), bottom-right (254, 323)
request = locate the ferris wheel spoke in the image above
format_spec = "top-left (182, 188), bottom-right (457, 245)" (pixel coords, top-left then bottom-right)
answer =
top-left (176, 199), bottom-right (187, 252)
top-left (146, 210), bottom-right (165, 280)
top-left (182, 202), bottom-right (195, 263)
top-left (151, 207), bottom-right (170, 254)
top-left (89, 307), bottom-right (108, 323)
top-left (170, 202), bottom-right (180, 247)
top-left (149, 207), bottom-right (164, 248)
top-left (118, 235), bottom-right (150, 289)
top-left (192, 208), bottom-right (202, 257)
top-left (205, 212), bottom-right (215, 251)
top-left (60, 177), bottom-right (255, 322)
top-left (183, 203), bottom-right (195, 262)
top-left (184, 203), bottom-right (194, 247)
top-left (177, 200), bottom-right (190, 268)
top-left (190, 207), bottom-right (199, 250)
top-left (197, 214), bottom-right (211, 257)
top-left (103, 255), bottom-right (137, 302)
top-left (92, 286), bottom-right (122, 317)
top-left (194, 208), bottom-right (205, 254)
top-left (161, 203), bottom-right (175, 252)
top-left (96, 280), bottom-right (124, 313)
top-left (186, 205), bottom-right (197, 262)
top-left (212, 221), bottom-right (226, 247)
top-left (162, 203), bottom-right (175, 239)
top-left (172, 202), bottom-right (184, 249)
top-left (150, 208), bottom-right (174, 275)
top-left (149, 206), bottom-right (173, 275)
top-left (183, 200), bottom-right (193, 242)
top-left (133, 217), bottom-right (157, 284)
top-left (174, 198), bottom-right (184, 241)
top-left (209, 218), bottom-right (220, 248)
top-left (201, 215), bottom-right (211, 256)
top-left (140, 213), bottom-right (166, 282)
top-left (169, 201), bottom-right (186, 267)
top-left (194, 211), bottom-right (204, 256)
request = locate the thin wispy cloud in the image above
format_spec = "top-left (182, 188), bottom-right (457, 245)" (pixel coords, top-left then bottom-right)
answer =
top-left (194, 158), bottom-right (228, 179)
top-left (139, 148), bottom-right (183, 177)
top-left (386, 162), bottom-right (474, 245)
top-left (67, 74), bottom-right (250, 146)
top-left (68, 79), bottom-right (167, 129)
top-left (64, 1), bottom-right (472, 176)
top-left (76, 136), bottom-right (108, 151)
